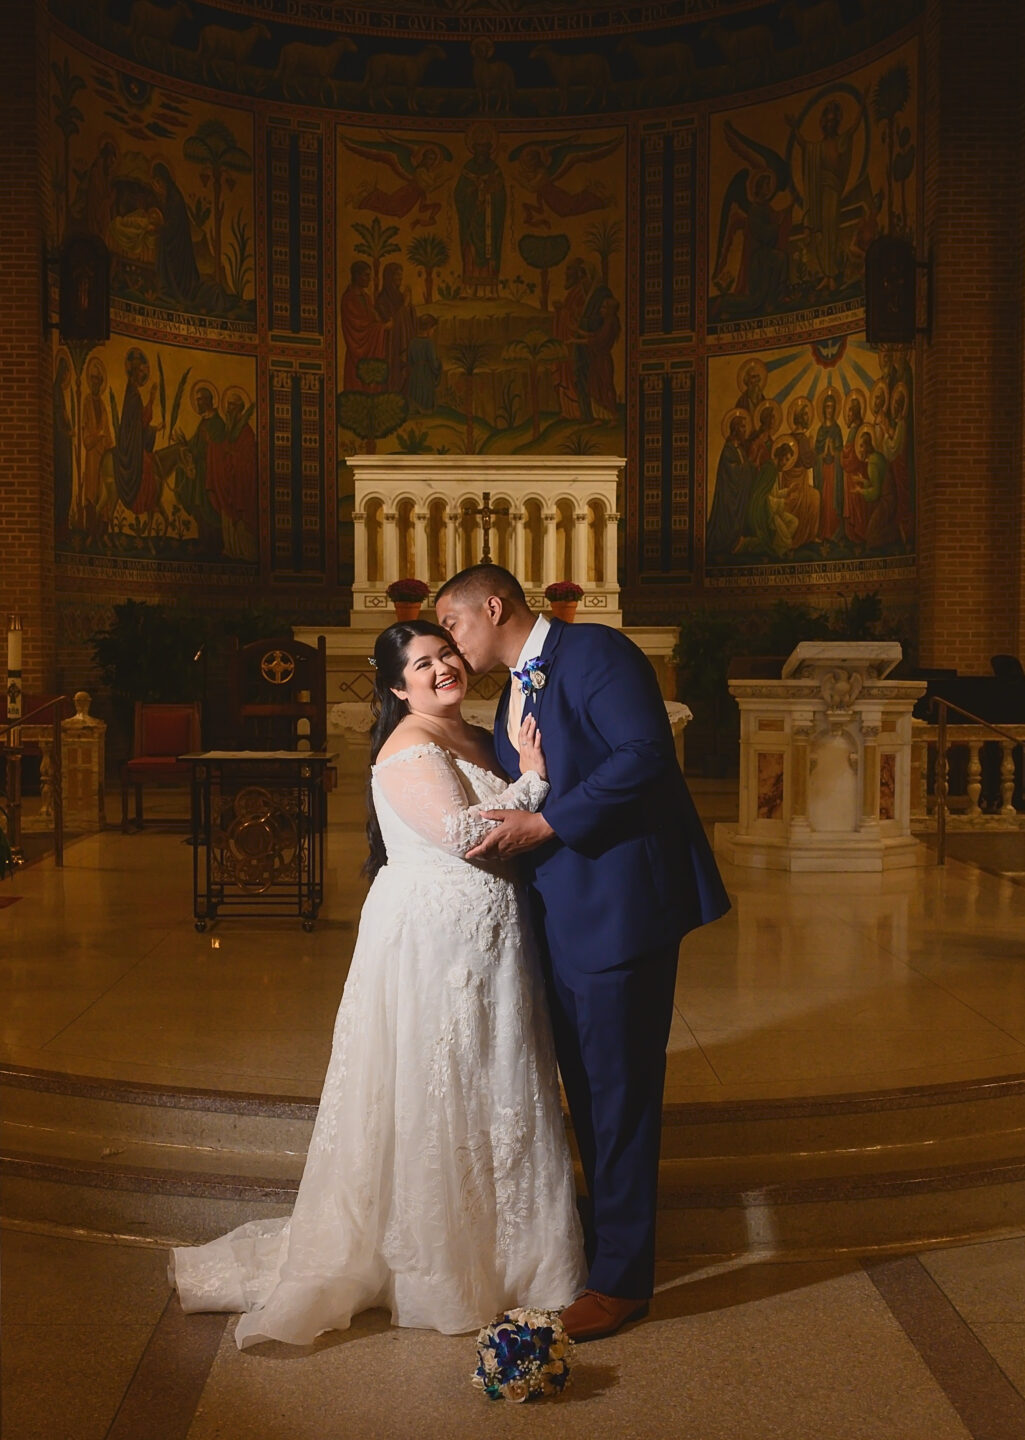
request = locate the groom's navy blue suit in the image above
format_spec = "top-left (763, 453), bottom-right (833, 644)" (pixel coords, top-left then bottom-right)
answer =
top-left (492, 618), bottom-right (730, 1300)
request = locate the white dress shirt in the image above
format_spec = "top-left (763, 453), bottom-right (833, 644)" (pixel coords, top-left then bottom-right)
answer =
top-left (507, 614), bottom-right (551, 745)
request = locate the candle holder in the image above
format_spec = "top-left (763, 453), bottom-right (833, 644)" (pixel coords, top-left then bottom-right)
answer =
top-left (4, 615), bottom-right (25, 865)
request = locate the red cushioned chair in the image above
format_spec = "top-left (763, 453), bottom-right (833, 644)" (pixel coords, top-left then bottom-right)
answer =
top-left (120, 702), bottom-right (202, 833)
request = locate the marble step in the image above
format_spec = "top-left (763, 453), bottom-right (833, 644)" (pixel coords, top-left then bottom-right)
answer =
top-left (4, 1063), bottom-right (1025, 1163)
top-left (4, 1064), bottom-right (1025, 1258)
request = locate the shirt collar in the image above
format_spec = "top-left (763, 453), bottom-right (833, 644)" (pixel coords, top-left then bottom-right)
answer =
top-left (510, 614), bottom-right (551, 676)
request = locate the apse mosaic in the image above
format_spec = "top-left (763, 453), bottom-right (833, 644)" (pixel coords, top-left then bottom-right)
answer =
top-left (45, 0), bottom-right (928, 605)
top-left (50, 36), bottom-right (257, 336)
top-left (335, 120), bottom-right (627, 457)
top-left (707, 39), bottom-right (919, 340)
top-left (704, 334), bottom-right (916, 586)
top-left (52, 0), bottom-right (924, 117)
top-left (53, 334), bottom-right (259, 569)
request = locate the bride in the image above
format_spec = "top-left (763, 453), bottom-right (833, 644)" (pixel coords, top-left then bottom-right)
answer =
top-left (171, 620), bottom-right (586, 1346)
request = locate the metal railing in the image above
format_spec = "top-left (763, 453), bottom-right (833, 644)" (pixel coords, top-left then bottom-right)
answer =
top-left (1, 696), bottom-right (71, 869)
top-left (929, 696), bottom-right (1024, 865)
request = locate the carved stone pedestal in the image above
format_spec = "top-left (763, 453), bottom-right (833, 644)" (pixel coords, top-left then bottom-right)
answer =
top-left (62, 692), bottom-right (106, 832)
top-left (715, 643), bottom-right (928, 872)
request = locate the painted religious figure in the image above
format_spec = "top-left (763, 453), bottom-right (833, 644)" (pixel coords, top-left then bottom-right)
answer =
top-left (336, 119), bottom-right (626, 458)
top-left (706, 337), bottom-right (916, 582)
top-left (51, 41), bottom-right (257, 332)
top-left (707, 42), bottom-right (917, 338)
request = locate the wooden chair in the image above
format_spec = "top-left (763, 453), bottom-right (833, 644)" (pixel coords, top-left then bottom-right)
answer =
top-left (227, 635), bottom-right (327, 751)
top-left (120, 702), bottom-right (202, 832)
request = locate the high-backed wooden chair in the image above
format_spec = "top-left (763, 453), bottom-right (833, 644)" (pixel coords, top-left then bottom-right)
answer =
top-left (227, 635), bottom-right (327, 751)
top-left (120, 701), bottom-right (202, 832)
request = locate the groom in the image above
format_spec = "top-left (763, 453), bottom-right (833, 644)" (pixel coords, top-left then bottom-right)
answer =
top-left (435, 564), bottom-right (730, 1341)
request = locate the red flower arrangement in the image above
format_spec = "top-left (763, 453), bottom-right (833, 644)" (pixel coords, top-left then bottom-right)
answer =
top-left (543, 581), bottom-right (584, 603)
top-left (386, 578), bottom-right (431, 603)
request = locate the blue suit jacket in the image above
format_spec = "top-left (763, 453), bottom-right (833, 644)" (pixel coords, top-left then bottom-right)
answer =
top-left (492, 619), bottom-right (730, 974)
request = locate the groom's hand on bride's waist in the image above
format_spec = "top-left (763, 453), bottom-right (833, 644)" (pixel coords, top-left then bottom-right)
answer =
top-left (466, 810), bottom-right (555, 859)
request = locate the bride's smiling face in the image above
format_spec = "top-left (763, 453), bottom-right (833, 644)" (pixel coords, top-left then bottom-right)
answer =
top-left (391, 634), bottom-right (467, 717)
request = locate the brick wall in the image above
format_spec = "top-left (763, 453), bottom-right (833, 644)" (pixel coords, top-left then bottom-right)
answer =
top-left (919, 0), bottom-right (1025, 671)
top-left (0, 0), bottom-right (54, 695)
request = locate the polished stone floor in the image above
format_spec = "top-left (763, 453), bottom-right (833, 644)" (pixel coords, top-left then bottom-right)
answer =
top-left (3, 769), bottom-right (1025, 1437)
top-left (3, 775), bottom-right (1025, 1103)
top-left (3, 1225), bottom-right (1023, 1439)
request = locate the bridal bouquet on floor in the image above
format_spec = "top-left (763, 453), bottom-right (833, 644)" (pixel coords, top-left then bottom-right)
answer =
top-left (472, 1308), bottom-right (573, 1402)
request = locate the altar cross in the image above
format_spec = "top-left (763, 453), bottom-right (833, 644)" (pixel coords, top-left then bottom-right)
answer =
top-left (463, 490), bottom-right (509, 564)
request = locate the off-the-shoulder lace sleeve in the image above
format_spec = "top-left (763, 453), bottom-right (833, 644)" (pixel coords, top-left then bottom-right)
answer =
top-left (373, 743), bottom-right (548, 857)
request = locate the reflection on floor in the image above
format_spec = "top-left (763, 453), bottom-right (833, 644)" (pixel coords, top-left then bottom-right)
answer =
top-left (2, 771), bottom-right (1025, 1437)
top-left (3, 776), bottom-right (1025, 1099)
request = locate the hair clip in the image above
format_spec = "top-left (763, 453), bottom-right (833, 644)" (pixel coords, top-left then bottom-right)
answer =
top-left (368, 657), bottom-right (377, 668)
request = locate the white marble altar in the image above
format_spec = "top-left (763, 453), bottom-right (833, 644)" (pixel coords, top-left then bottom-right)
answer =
top-left (327, 695), bottom-right (692, 772)
top-left (297, 624), bottom-right (682, 741)
top-left (715, 642), bottom-right (927, 872)
top-left (346, 454), bottom-right (624, 627)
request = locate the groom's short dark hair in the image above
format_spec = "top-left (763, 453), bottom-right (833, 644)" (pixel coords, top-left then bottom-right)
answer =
top-left (435, 564), bottom-right (528, 610)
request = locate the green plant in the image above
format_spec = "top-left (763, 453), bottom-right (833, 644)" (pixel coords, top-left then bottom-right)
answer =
top-left (502, 330), bottom-right (567, 440)
top-left (517, 232), bottom-right (571, 311)
top-left (448, 342), bottom-right (490, 453)
top-left (395, 425), bottom-right (431, 453)
top-left (224, 211), bottom-right (253, 298)
top-left (352, 217), bottom-right (401, 293)
top-left (406, 232), bottom-right (449, 303)
top-left (337, 359), bottom-right (409, 453)
top-left (91, 599), bottom-right (290, 736)
top-left (183, 119), bottom-right (253, 290)
top-left (760, 599), bottom-right (833, 656)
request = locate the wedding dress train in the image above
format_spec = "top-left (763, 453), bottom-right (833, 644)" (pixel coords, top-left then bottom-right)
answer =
top-left (171, 743), bottom-right (585, 1347)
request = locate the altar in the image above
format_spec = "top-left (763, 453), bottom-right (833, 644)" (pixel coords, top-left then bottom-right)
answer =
top-left (299, 454), bottom-right (683, 731)
top-left (346, 454), bottom-right (624, 627)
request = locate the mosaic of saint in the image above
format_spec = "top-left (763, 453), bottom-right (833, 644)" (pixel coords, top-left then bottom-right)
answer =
top-left (53, 336), bottom-right (258, 565)
top-left (705, 335), bottom-right (914, 579)
top-left (51, 39), bottom-right (256, 331)
top-left (336, 121), bottom-right (627, 457)
top-left (707, 42), bottom-right (917, 337)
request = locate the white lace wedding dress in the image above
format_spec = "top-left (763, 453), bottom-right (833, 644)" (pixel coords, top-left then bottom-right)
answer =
top-left (171, 742), bottom-right (585, 1347)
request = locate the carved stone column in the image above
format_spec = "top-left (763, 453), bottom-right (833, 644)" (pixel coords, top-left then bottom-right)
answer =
top-left (413, 509), bottom-right (429, 582)
top-left (604, 511), bottom-right (620, 592)
top-left (860, 709), bottom-right (883, 836)
top-left (542, 509), bottom-right (557, 587)
top-left (446, 510), bottom-right (459, 581)
top-left (510, 510), bottom-right (524, 586)
top-left (352, 509), bottom-right (367, 587)
top-left (909, 718), bottom-right (928, 826)
top-left (382, 509), bottom-right (399, 584)
top-left (789, 710), bottom-right (815, 839)
top-left (572, 510), bottom-right (588, 587)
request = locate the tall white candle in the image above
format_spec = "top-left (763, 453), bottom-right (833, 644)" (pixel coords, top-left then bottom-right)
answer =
top-left (6, 617), bottom-right (21, 675)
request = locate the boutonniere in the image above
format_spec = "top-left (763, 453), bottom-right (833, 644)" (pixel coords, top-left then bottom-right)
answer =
top-left (512, 656), bottom-right (549, 696)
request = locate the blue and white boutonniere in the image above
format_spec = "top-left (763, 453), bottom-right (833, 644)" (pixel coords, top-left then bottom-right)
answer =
top-left (512, 656), bottom-right (549, 696)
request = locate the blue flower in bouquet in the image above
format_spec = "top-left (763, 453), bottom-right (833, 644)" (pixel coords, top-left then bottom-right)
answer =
top-left (472, 1308), bottom-right (573, 1403)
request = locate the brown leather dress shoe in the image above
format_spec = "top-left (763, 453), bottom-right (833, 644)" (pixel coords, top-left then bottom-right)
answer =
top-left (560, 1289), bottom-right (650, 1342)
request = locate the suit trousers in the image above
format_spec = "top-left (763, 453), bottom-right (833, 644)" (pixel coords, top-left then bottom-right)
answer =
top-left (539, 939), bottom-right (680, 1301)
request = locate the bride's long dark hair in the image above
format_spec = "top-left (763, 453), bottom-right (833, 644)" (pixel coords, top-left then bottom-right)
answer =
top-left (362, 619), bottom-right (458, 882)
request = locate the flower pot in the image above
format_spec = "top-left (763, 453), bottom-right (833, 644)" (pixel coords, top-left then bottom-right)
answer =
top-left (549, 600), bottom-right (578, 623)
top-left (393, 602), bottom-right (422, 622)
